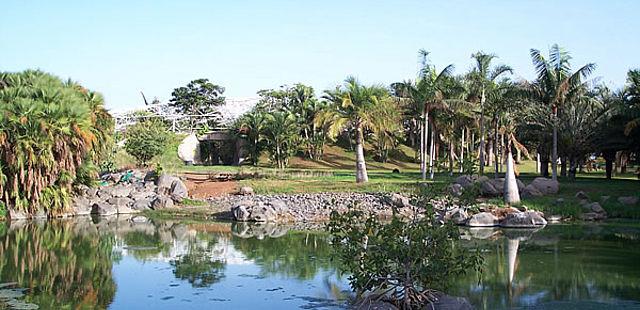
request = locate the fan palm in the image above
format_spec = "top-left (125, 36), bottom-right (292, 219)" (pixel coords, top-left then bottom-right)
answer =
top-left (525, 44), bottom-right (596, 180)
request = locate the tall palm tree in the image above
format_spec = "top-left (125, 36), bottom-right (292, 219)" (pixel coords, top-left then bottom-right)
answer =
top-left (263, 111), bottom-right (299, 169)
top-left (467, 52), bottom-right (513, 175)
top-left (623, 69), bottom-right (640, 136)
top-left (526, 44), bottom-right (596, 180)
top-left (317, 77), bottom-right (390, 183)
top-left (392, 50), bottom-right (454, 180)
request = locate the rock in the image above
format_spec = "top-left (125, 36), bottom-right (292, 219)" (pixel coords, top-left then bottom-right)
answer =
top-left (500, 211), bottom-right (547, 228)
top-left (97, 187), bottom-right (113, 199)
top-left (156, 174), bottom-right (176, 194)
top-left (132, 198), bottom-right (154, 211)
top-left (386, 193), bottom-right (412, 208)
top-left (130, 215), bottom-right (149, 223)
top-left (111, 184), bottom-right (133, 198)
top-left (575, 191), bottom-right (589, 200)
top-left (170, 178), bottom-right (189, 203)
top-left (107, 197), bottom-right (132, 208)
top-left (448, 183), bottom-right (464, 197)
top-left (431, 294), bottom-right (475, 310)
top-left (239, 186), bottom-right (255, 196)
top-left (249, 204), bottom-right (277, 222)
top-left (516, 179), bottom-right (526, 192)
top-left (581, 212), bottom-right (607, 221)
top-left (618, 196), bottom-right (639, 205)
top-left (8, 209), bottom-right (28, 220)
top-left (232, 205), bottom-right (251, 222)
top-left (521, 184), bottom-right (544, 198)
top-left (269, 199), bottom-right (288, 213)
top-left (584, 202), bottom-right (605, 213)
top-left (85, 187), bottom-right (99, 198)
top-left (91, 202), bottom-right (117, 216)
top-left (548, 215), bottom-right (563, 222)
top-left (467, 212), bottom-right (499, 227)
top-left (578, 199), bottom-right (590, 206)
top-left (450, 209), bottom-right (469, 225)
top-left (151, 196), bottom-right (174, 209)
top-left (454, 175), bottom-right (474, 189)
top-left (130, 189), bottom-right (155, 201)
top-left (117, 205), bottom-right (140, 214)
top-left (530, 177), bottom-right (559, 195)
top-left (177, 133), bottom-right (201, 164)
top-left (72, 196), bottom-right (92, 215)
top-left (480, 180), bottom-right (501, 196)
top-left (475, 176), bottom-right (489, 185)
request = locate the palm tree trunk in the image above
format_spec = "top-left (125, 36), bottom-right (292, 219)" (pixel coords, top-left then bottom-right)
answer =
top-left (479, 89), bottom-right (486, 174)
top-left (429, 122), bottom-right (435, 179)
top-left (459, 127), bottom-right (465, 173)
top-left (494, 118), bottom-right (499, 179)
top-left (552, 108), bottom-right (558, 181)
top-left (355, 125), bottom-right (369, 183)
top-left (560, 156), bottom-right (567, 178)
top-left (421, 109), bottom-right (427, 180)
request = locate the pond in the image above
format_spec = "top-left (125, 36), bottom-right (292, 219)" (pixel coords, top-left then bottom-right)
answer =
top-left (0, 216), bottom-right (639, 309)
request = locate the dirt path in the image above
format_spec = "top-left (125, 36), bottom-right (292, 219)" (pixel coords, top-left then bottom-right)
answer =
top-left (184, 180), bottom-right (238, 199)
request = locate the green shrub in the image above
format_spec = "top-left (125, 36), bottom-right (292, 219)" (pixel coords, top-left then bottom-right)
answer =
top-left (328, 194), bottom-right (482, 309)
top-left (124, 119), bottom-right (172, 167)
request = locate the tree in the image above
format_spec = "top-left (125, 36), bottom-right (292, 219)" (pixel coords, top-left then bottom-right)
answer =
top-left (525, 44), bottom-right (596, 181)
top-left (237, 110), bottom-right (267, 166)
top-left (466, 52), bottom-right (513, 175)
top-left (124, 119), bottom-right (171, 166)
top-left (392, 50), bottom-right (454, 180)
top-left (169, 78), bottom-right (226, 131)
top-left (263, 111), bottom-right (299, 169)
top-left (317, 77), bottom-right (390, 183)
top-left (0, 70), bottom-right (113, 215)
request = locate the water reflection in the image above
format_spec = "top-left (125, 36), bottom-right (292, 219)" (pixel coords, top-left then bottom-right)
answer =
top-left (1, 217), bottom-right (640, 309)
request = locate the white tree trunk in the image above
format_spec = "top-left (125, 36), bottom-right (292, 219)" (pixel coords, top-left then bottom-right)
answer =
top-left (355, 126), bottom-right (369, 183)
top-left (552, 109), bottom-right (558, 181)
top-left (429, 124), bottom-right (435, 179)
top-left (504, 148), bottom-right (520, 205)
top-left (459, 127), bottom-right (465, 173)
top-left (536, 153), bottom-right (541, 174)
top-left (507, 238), bottom-right (520, 284)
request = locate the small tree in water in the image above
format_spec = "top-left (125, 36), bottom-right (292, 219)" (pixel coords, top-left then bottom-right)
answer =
top-left (328, 194), bottom-right (482, 309)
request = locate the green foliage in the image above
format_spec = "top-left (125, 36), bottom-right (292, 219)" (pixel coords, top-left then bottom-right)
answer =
top-left (263, 111), bottom-right (299, 169)
top-left (461, 158), bottom-right (478, 176)
top-left (124, 119), bottom-right (172, 167)
top-left (328, 201), bottom-right (482, 309)
top-left (0, 201), bottom-right (6, 220)
top-left (0, 70), bottom-right (113, 214)
top-left (169, 78), bottom-right (225, 131)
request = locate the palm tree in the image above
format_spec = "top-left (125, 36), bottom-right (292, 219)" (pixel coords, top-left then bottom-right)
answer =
top-left (263, 111), bottom-right (299, 169)
top-left (237, 110), bottom-right (267, 166)
top-left (525, 44), bottom-right (596, 181)
top-left (623, 69), bottom-right (640, 136)
top-left (466, 52), bottom-right (513, 175)
top-left (392, 50), bottom-right (454, 180)
top-left (317, 77), bottom-right (390, 183)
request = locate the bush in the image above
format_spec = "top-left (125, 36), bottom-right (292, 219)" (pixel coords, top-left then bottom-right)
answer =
top-left (328, 202), bottom-right (482, 309)
top-left (124, 119), bottom-right (172, 167)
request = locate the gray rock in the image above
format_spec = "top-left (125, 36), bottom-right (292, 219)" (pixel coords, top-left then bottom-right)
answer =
top-left (232, 205), bottom-right (251, 221)
top-left (575, 191), bottom-right (589, 200)
top-left (581, 212), bottom-right (607, 221)
top-left (91, 202), bottom-right (117, 216)
top-left (516, 179), bottom-right (526, 192)
top-left (448, 183), bottom-right (464, 197)
top-left (239, 186), bottom-right (254, 196)
top-left (450, 209), bottom-right (469, 225)
top-left (249, 204), bottom-right (277, 222)
top-left (500, 211), bottom-right (547, 228)
top-left (107, 197), bottom-right (133, 208)
top-left (530, 177), bottom-right (559, 195)
top-left (156, 173), bottom-right (176, 193)
top-left (584, 202), bottom-right (605, 213)
top-left (170, 179), bottom-right (189, 203)
top-left (618, 196), bottom-right (639, 205)
top-left (132, 198), bottom-right (153, 211)
top-left (85, 187), bottom-right (99, 198)
top-left (151, 196), bottom-right (174, 209)
top-left (130, 215), bottom-right (149, 223)
top-left (430, 294), bottom-right (475, 310)
top-left (117, 205), bottom-right (140, 214)
top-left (111, 184), bottom-right (133, 198)
top-left (386, 193), bottom-right (413, 208)
top-left (130, 190), bottom-right (155, 201)
top-left (269, 199), bottom-right (288, 213)
top-left (548, 215), bottom-right (563, 222)
top-left (467, 212), bottom-right (499, 227)
top-left (97, 187), bottom-right (113, 199)
top-left (480, 180), bottom-right (501, 196)
top-left (521, 184), bottom-right (544, 198)
top-left (72, 196), bottom-right (92, 215)
top-left (454, 175), bottom-right (474, 189)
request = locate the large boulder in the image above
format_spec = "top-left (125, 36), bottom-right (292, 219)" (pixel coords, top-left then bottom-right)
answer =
top-left (448, 183), bottom-right (464, 197)
top-left (575, 191), bottom-right (589, 200)
top-left (467, 212), bottom-right (499, 227)
top-left (521, 184), bottom-right (544, 198)
top-left (530, 177), bottom-right (559, 195)
top-left (618, 196), bottom-right (639, 205)
top-left (450, 209), bottom-right (469, 225)
top-left (111, 184), bottom-right (134, 198)
top-left (151, 196), bottom-right (174, 209)
top-left (71, 196), bottom-right (92, 216)
top-left (91, 202), bottom-right (117, 216)
top-left (480, 180), bottom-right (501, 196)
top-left (454, 175), bottom-right (474, 189)
top-left (177, 133), bottom-right (201, 164)
top-left (385, 193), bottom-right (413, 208)
top-left (156, 174), bottom-right (176, 194)
top-left (232, 205), bottom-right (251, 222)
top-left (584, 202), bottom-right (605, 213)
top-left (581, 202), bottom-right (607, 221)
top-left (132, 198), bottom-right (154, 211)
top-left (170, 179), bottom-right (189, 203)
top-left (249, 204), bottom-right (278, 222)
top-left (500, 211), bottom-right (547, 228)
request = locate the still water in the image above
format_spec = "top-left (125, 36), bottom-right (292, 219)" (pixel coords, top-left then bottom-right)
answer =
top-left (0, 216), bottom-right (639, 309)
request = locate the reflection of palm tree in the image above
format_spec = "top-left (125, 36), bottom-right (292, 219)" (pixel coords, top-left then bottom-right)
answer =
top-left (170, 234), bottom-right (226, 288)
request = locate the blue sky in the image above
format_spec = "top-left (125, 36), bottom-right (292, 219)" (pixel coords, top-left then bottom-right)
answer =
top-left (1, 0), bottom-right (638, 112)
